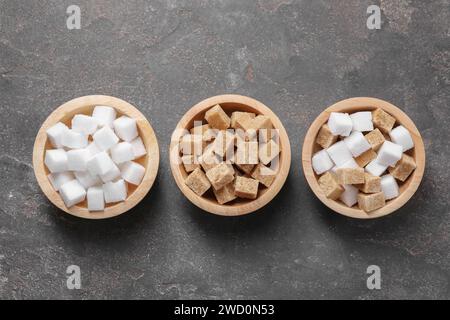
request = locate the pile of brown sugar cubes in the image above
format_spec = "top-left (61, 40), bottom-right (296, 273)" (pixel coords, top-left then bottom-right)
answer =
top-left (180, 105), bottom-right (280, 204)
top-left (312, 108), bottom-right (417, 213)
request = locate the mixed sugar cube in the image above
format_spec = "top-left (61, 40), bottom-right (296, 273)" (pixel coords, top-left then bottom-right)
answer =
top-left (45, 106), bottom-right (147, 211)
top-left (313, 108), bottom-right (416, 213)
top-left (182, 104), bottom-right (280, 204)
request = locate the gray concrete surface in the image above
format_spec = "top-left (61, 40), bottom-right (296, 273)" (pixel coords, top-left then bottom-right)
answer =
top-left (0, 0), bottom-right (449, 299)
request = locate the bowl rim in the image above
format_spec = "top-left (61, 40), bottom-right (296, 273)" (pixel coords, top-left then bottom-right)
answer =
top-left (302, 97), bottom-right (425, 219)
top-left (32, 95), bottom-right (160, 219)
top-left (169, 94), bottom-right (292, 216)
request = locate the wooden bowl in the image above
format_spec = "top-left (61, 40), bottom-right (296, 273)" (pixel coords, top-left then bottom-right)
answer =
top-left (33, 95), bottom-right (160, 219)
top-left (169, 94), bottom-right (291, 216)
top-left (302, 97), bottom-right (425, 219)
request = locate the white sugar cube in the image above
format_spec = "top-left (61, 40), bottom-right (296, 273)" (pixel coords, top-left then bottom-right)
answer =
top-left (340, 158), bottom-right (359, 168)
top-left (120, 161), bottom-right (145, 185)
top-left (331, 158), bottom-right (359, 173)
top-left (103, 179), bottom-right (127, 203)
top-left (86, 142), bottom-right (101, 157)
top-left (365, 159), bottom-right (388, 176)
top-left (326, 141), bottom-right (353, 166)
top-left (67, 149), bottom-right (90, 171)
top-left (92, 106), bottom-right (116, 128)
top-left (113, 116), bottom-right (138, 142)
top-left (111, 142), bottom-right (135, 164)
top-left (47, 172), bottom-right (75, 191)
top-left (45, 149), bottom-right (68, 173)
top-left (93, 126), bottom-right (119, 151)
top-left (377, 141), bottom-right (403, 167)
top-left (344, 131), bottom-right (371, 157)
top-left (381, 174), bottom-right (399, 200)
top-left (87, 186), bottom-right (105, 211)
top-left (312, 149), bottom-right (334, 175)
top-left (86, 151), bottom-right (115, 176)
top-left (130, 137), bottom-right (147, 158)
top-left (350, 111), bottom-right (373, 132)
top-left (74, 171), bottom-right (101, 189)
top-left (61, 129), bottom-right (88, 149)
top-left (60, 180), bottom-right (86, 208)
top-left (46, 122), bottom-right (68, 148)
top-left (339, 184), bottom-right (359, 207)
top-left (328, 112), bottom-right (353, 137)
top-left (100, 163), bottom-right (121, 183)
top-left (389, 125), bottom-right (414, 152)
top-left (72, 114), bottom-right (98, 135)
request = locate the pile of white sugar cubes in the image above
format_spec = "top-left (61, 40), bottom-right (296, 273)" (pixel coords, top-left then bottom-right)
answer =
top-left (44, 106), bottom-right (147, 211)
top-left (312, 108), bottom-right (416, 213)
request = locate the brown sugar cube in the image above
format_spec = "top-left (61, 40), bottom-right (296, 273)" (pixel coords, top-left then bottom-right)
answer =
top-left (235, 116), bottom-right (254, 131)
top-left (213, 182), bottom-right (237, 204)
top-left (205, 104), bottom-right (230, 130)
top-left (250, 115), bottom-right (274, 141)
top-left (185, 168), bottom-right (211, 196)
top-left (318, 172), bottom-right (344, 200)
top-left (225, 152), bottom-right (236, 164)
top-left (190, 123), bottom-right (208, 136)
top-left (258, 128), bottom-right (276, 143)
top-left (226, 163), bottom-right (235, 171)
top-left (235, 128), bottom-right (258, 145)
top-left (205, 129), bottom-right (217, 142)
top-left (234, 176), bottom-right (259, 199)
top-left (372, 108), bottom-right (395, 133)
top-left (259, 139), bottom-right (280, 165)
top-left (357, 173), bottom-right (381, 193)
top-left (247, 141), bottom-right (259, 164)
top-left (250, 115), bottom-right (273, 130)
top-left (251, 163), bottom-right (276, 188)
top-left (231, 111), bottom-right (255, 129)
top-left (235, 141), bottom-right (247, 164)
top-left (198, 144), bottom-right (220, 171)
top-left (213, 130), bottom-right (235, 158)
top-left (316, 124), bottom-right (338, 149)
top-left (355, 149), bottom-right (377, 167)
top-left (365, 128), bottom-right (385, 151)
top-left (180, 134), bottom-right (203, 155)
top-left (205, 163), bottom-right (235, 190)
top-left (335, 167), bottom-right (365, 185)
top-left (267, 154), bottom-right (280, 173)
top-left (235, 163), bottom-right (255, 175)
top-left (190, 124), bottom-right (215, 142)
top-left (388, 153), bottom-right (416, 181)
top-left (236, 141), bottom-right (259, 165)
top-left (181, 155), bottom-right (200, 173)
top-left (358, 192), bottom-right (385, 213)
top-left (234, 115), bottom-right (273, 140)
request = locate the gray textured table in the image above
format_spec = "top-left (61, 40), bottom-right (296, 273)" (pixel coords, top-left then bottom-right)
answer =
top-left (1, 0), bottom-right (449, 300)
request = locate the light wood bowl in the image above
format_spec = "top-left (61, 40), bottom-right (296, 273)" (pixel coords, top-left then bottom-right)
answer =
top-left (302, 97), bottom-right (425, 219)
top-left (33, 95), bottom-right (160, 219)
top-left (169, 94), bottom-right (291, 216)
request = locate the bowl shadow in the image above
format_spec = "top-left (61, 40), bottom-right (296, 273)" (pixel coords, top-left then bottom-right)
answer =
top-left (183, 173), bottom-right (295, 242)
top-left (48, 173), bottom-right (163, 248)
top-left (311, 183), bottom-right (426, 239)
